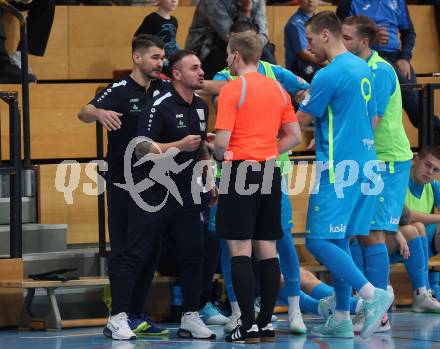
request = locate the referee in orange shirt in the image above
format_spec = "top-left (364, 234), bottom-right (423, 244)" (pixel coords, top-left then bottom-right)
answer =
top-left (213, 31), bottom-right (302, 344)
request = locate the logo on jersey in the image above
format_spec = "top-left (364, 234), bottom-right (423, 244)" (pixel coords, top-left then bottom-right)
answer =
top-left (389, 0), bottom-right (398, 10)
top-left (329, 224), bottom-right (347, 233)
top-left (130, 102), bottom-right (141, 113)
top-left (111, 80), bottom-right (127, 88)
top-left (177, 120), bottom-right (186, 128)
top-left (196, 109), bottom-right (205, 121)
top-left (176, 114), bottom-right (184, 119)
top-left (130, 98), bottom-right (139, 103)
top-left (362, 4), bottom-right (371, 10)
top-left (389, 216), bottom-right (400, 225)
top-left (362, 138), bottom-right (375, 150)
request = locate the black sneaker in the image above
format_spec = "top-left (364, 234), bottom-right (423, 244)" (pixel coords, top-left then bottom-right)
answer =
top-left (225, 324), bottom-right (260, 344)
top-left (258, 322), bottom-right (275, 342)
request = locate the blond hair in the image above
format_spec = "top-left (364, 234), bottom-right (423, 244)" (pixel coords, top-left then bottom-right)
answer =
top-left (228, 31), bottom-right (263, 64)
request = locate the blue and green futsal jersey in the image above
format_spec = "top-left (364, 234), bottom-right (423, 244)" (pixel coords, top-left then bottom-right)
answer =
top-left (368, 51), bottom-right (412, 162)
top-left (213, 60), bottom-right (309, 95)
top-left (299, 52), bottom-right (377, 183)
top-left (406, 177), bottom-right (440, 213)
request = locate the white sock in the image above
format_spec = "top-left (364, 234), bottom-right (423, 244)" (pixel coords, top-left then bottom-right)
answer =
top-left (288, 296), bottom-right (300, 315)
top-left (415, 287), bottom-right (428, 297)
top-left (355, 299), bottom-right (364, 314)
top-left (334, 310), bottom-right (350, 322)
top-left (358, 283), bottom-right (375, 300)
top-left (230, 301), bottom-right (240, 315)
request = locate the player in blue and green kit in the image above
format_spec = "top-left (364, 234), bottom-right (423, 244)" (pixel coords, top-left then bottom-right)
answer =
top-left (296, 11), bottom-right (394, 339)
top-left (341, 15), bottom-right (414, 332)
top-left (389, 146), bottom-right (440, 312)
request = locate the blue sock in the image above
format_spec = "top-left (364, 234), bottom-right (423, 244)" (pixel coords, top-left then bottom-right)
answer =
top-left (403, 237), bottom-right (426, 290)
top-left (220, 239), bottom-right (236, 302)
top-left (310, 282), bottom-right (334, 299)
top-left (350, 239), bottom-right (365, 273)
top-left (299, 290), bottom-right (319, 314)
top-left (333, 235), bottom-right (354, 311)
top-left (277, 228), bottom-right (301, 297)
top-left (421, 236), bottom-right (431, 289)
top-left (279, 284), bottom-right (288, 305)
top-left (363, 243), bottom-right (389, 290)
top-left (306, 237), bottom-right (369, 310)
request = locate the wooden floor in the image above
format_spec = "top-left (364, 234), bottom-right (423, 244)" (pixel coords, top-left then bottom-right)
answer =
top-left (0, 311), bottom-right (439, 349)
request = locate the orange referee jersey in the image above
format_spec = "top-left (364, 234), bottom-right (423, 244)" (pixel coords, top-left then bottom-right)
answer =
top-left (215, 72), bottom-right (297, 161)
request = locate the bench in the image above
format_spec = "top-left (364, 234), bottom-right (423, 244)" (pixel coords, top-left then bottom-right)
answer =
top-left (0, 275), bottom-right (178, 330)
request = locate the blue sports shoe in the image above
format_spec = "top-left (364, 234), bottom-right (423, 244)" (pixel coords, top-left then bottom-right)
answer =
top-left (128, 313), bottom-right (169, 336)
top-left (311, 315), bottom-right (354, 338)
top-left (199, 302), bottom-right (229, 325)
top-left (360, 288), bottom-right (394, 339)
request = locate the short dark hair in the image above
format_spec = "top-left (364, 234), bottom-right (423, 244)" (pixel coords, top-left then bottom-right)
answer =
top-left (168, 49), bottom-right (198, 71)
top-left (305, 10), bottom-right (342, 37)
top-left (132, 34), bottom-right (164, 53)
top-left (343, 15), bottom-right (377, 46)
top-left (419, 146), bottom-right (440, 161)
top-left (230, 20), bottom-right (258, 35)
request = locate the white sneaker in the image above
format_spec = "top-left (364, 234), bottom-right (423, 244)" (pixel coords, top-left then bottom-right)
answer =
top-left (178, 312), bottom-right (216, 339)
top-left (224, 311), bottom-right (241, 333)
top-left (288, 310), bottom-right (307, 334)
top-left (104, 312), bottom-right (136, 340)
top-left (353, 311), bottom-right (390, 333)
top-left (199, 302), bottom-right (229, 325)
top-left (412, 292), bottom-right (440, 313)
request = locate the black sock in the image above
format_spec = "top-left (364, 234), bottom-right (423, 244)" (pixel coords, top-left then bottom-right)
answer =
top-left (256, 258), bottom-right (280, 327)
top-left (231, 255), bottom-right (255, 330)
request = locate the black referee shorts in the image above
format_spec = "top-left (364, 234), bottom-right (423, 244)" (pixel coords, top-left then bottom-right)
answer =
top-left (216, 160), bottom-right (282, 241)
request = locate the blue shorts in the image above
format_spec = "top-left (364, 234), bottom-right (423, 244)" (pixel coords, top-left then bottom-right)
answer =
top-left (390, 224), bottom-right (438, 263)
top-left (371, 160), bottom-right (411, 233)
top-left (306, 178), bottom-right (377, 239)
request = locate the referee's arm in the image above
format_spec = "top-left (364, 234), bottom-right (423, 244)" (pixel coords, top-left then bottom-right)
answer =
top-left (278, 122), bottom-right (302, 154)
top-left (213, 130), bottom-right (231, 161)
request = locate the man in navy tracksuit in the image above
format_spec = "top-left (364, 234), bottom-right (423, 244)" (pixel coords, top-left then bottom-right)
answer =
top-left (78, 34), bottom-right (170, 340)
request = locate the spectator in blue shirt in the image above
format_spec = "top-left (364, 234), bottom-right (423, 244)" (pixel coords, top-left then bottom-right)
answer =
top-left (284, 0), bottom-right (323, 82)
top-left (336, 0), bottom-right (432, 134)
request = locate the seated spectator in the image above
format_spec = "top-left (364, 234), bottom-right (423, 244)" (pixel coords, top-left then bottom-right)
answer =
top-left (135, 0), bottom-right (179, 76)
top-left (397, 146), bottom-right (440, 307)
top-left (351, 147), bottom-right (440, 313)
top-left (284, 0), bottom-right (324, 82)
top-left (0, 0), bottom-right (55, 82)
top-left (185, 0), bottom-right (274, 79)
top-left (336, 0), bottom-right (440, 136)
